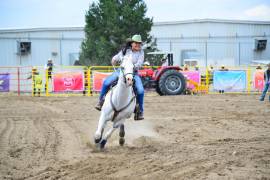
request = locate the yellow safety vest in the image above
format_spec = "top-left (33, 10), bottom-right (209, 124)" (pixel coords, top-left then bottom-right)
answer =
top-left (34, 74), bottom-right (42, 89)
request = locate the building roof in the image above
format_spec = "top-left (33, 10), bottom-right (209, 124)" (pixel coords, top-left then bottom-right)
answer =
top-left (0, 19), bottom-right (269, 33)
top-left (0, 27), bottom-right (84, 34)
top-left (154, 18), bottom-right (270, 26)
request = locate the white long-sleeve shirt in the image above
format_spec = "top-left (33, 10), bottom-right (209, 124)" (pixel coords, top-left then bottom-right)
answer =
top-left (112, 49), bottom-right (144, 68)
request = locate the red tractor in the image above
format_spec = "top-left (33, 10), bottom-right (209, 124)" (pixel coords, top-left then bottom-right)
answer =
top-left (138, 52), bottom-right (186, 95)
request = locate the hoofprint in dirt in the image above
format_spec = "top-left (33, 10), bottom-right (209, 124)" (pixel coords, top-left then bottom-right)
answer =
top-left (0, 94), bottom-right (269, 179)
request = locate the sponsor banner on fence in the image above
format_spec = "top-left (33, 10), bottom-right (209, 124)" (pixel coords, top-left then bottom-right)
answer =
top-left (92, 71), bottom-right (112, 92)
top-left (0, 73), bottom-right (10, 92)
top-left (253, 70), bottom-right (264, 91)
top-left (182, 71), bottom-right (200, 89)
top-left (213, 70), bottom-right (246, 92)
top-left (53, 72), bottom-right (84, 92)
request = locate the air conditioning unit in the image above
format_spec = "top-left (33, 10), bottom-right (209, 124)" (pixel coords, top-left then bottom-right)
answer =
top-left (17, 41), bottom-right (31, 55)
top-left (254, 39), bottom-right (267, 51)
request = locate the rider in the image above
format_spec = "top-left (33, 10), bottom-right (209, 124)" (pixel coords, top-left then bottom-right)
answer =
top-left (95, 34), bottom-right (145, 120)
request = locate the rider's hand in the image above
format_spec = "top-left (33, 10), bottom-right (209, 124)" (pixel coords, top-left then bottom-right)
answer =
top-left (112, 59), bottom-right (118, 66)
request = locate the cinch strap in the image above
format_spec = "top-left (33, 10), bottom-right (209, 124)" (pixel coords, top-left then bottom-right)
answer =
top-left (110, 87), bottom-right (135, 122)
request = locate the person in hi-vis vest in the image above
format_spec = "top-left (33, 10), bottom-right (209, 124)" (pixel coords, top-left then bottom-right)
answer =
top-left (28, 67), bottom-right (42, 97)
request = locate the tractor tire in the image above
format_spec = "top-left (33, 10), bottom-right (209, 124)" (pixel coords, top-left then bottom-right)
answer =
top-left (156, 86), bottom-right (163, 96)
top-left (158, 70), bottom-right (186, 95)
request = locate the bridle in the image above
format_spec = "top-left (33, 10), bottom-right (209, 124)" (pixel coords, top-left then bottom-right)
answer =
top-left (119, 66), bottom-right (135, 85)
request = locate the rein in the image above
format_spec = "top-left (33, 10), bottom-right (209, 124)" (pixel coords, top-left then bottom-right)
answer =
top-left (110, 87), bottom-right (136, 122)
top-left (110, 66), bottom-right (136, 122)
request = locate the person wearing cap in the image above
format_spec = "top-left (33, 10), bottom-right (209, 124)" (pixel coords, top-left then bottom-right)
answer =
top-left (256, 65), bottom-right (262, 70)
top-left (161, 55), bottom-right (168, 66)
top-left (143, 61), bottom-right (150, 66)
top-left (183, 64), bottom-right (189, 71)
top-left (95, 34), bottom-right (145, 120)
top-left (218, 65), bottom-right (228, 94)
top-left (27, 67), bottom-right (42, 97)
top-left (220, 65), bottom-right (228, 71)
top-left (44, 58), bottom-right (56, 92)
top-left (44, 59), bottom-right (54, 79)
top-left (259, 63), bottom-right (270, 101)
top-left (207, 65), bottom-right (214, 84)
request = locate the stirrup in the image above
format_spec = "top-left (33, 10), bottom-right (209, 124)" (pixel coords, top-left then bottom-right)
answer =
top-left (134, 104), bottom-right (144, 121)
top-left (95, 100), bottom-right (104, 111)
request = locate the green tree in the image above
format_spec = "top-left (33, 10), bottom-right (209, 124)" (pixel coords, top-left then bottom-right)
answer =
top-left (80, 0), bottom-right (157, 66)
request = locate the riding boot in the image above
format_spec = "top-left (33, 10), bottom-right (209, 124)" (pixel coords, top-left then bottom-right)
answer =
top-left (95, 99), bottom-right (104, 111)
top-left (137, 111), bottom-right (144, 120)
top-left (134, 107), bottom-right (144, 120)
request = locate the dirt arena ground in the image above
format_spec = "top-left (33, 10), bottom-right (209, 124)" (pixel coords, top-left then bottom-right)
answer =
top-left (0, 94), bottom-right (269, 180)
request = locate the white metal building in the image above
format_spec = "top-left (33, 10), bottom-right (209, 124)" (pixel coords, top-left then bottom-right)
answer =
top-left (0, 19), bottom-right (269, 67)
top-left (0, 27), bottom-right (84, 66)
top-left (152, 19), bottom-right (270, 66)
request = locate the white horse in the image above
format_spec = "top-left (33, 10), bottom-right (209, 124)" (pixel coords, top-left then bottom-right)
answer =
top-left (94, 55), bottom-right (136, 149)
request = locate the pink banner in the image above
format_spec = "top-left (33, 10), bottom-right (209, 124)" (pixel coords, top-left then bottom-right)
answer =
top-left (254, 70), bottom-right (264, 91)
top-left (53, 72), bottom-right (84, 92)
top-left (182, 71), bottom-right (201, 89)
top-left (92, 72), bottom-right (112, 91)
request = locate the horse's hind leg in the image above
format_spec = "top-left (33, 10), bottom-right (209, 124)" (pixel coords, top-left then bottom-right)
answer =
top-left (119, 124), bottom-right (125, 146)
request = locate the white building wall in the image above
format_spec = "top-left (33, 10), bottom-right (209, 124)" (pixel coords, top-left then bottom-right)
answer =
top-left (0, 28), bottom-right (84, 66)
top-left (151, 20), bottom-right (270, 66)
top-left (0, 19), bottom-right (269, 67)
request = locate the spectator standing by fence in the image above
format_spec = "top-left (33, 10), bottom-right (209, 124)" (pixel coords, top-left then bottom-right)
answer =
top-left (207, 65), bottom-right (214, 84)
top-left (44, 59), bottom-right (54, 92)
top-left (27, 67), bottom-right (42, 97)
top-left (218, 65), bottom-right (228, 94)
top-left (161, 56), bottom-right (168, 66)
top-left (183, 64), bottom-right (189, 71)
top-left (259, 63), bottom-right (270, 102)
top-left (256, 65), bottom-right (262, 70)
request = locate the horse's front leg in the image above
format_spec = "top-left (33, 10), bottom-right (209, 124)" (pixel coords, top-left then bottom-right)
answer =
top-left (119, 124), bottom-right (125, 146)
top-left (99, 120), bottom-right (124, 149)
top-left (94, 113), bottom-right (107, 144)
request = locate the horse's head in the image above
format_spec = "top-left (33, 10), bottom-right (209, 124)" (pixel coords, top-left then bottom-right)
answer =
top-left (120, 55), bottom-right (134, 86)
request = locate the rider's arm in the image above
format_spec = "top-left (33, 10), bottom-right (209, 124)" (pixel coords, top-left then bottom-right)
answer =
top-left (111, 51), bottom-right (123, 65)
top-left (134, 51), bottom-right (144, 69)
top-left (27, 75), bottom-right (32, 80)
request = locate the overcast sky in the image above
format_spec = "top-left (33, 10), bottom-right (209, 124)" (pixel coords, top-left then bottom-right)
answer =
top-left (1, 0), bottom-right (270, 29)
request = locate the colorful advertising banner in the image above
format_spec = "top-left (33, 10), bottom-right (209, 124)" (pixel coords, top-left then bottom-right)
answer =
top-left (0, 73), bottom-right (10, 92)
top-left (182, 71), bottom-right (201, 89)
top-left (213, 70), bottom-right (247, 92)
top-left (253, 70), bottom-right (264, 91)
top-left (53, 72), bottom-right (84, 92)
top-left (92, 71), bottom-right (112, 92)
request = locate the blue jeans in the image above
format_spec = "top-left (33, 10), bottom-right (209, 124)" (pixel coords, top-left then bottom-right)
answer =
top-left (99, 71), bottom-right (144, 112)
top-left (260, 83), bottom-right (270, 101)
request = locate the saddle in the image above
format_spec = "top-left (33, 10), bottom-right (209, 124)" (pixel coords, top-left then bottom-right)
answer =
top-left (107, 79), bottom-right (138, 97)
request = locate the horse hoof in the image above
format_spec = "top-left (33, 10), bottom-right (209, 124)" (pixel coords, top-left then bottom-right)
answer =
top-left (100, 139), bottom-right (107, 149)
top-left (119, 137), bottom-right (125, 146)
top-left (94, 137), bottom-right (102, 144)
